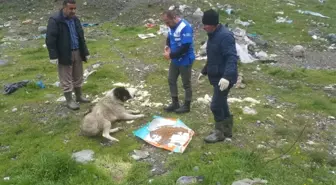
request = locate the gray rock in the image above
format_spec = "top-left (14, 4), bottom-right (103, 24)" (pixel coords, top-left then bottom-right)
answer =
top-left (232, 178), bottom-right (267, 185)
top-left (72, 150), bottom-right (94, 163)
top-left (38, 26), bottom-right (47, 34)
top-left (291, 45), bottom-right (305, 58)
top-left (327, 33), bottom-right (336, 43)
top-left (131, 150), bottom-right (149, 161)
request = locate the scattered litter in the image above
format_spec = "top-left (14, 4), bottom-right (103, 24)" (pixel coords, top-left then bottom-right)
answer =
top-left (242, 106), bottom-right (257, 115)
top-left (82, 23), bottom-right (99, 27)
top-left (327, 33), bottom-right (336, 44)
top-left (233, 28), bottom-right (258, 63)
top-left (276, 16), bottom-right (293, 24)
top-left (169, 5), bottom-right (175, 10)
top-left (307, 140), bottom-right (316, 145)
top-left (179, 5), bottom-right (189, 13)
top-left (22, 19), bottom-right (33, 24)
top-left (192, 8), bottom-right (203, 19)
top-left (232, 178), bottom-right (268, 185)
top-left (36, 80), bottom-right (45, 89)
top-left (133, 116), bottom-right (194, 153)
top-left (228, 98), bottom-right (243, 103)
top-left (235, 19), bottom-right (254, 27)
top-left (53, 81), bottom-right (60, 87)
top-left (138, 33), bottom-right (156, 39)
top-left (57, 96), bottom-right (66, 102)
top-left (235, 73), bottom-right (246, 89)
top-left (276, 114), bottom-right (284, 119)
top-left (3, 177), bottom-right (10, 181)
top-left (243, 97), bottom-right (260, 104)
top-left (255, 51), bottom-right (268, 60)
top-left (38, 26), bottom-right (47, 34)
top-left (0, 59), bottom-right (8, 66)
top-left (4, 21), bottom-right (11, 27)
top-left (176, 176), bottom-right (204, 185)
top-left (297, 10), bottom-right (329, 18)
top-left (3, 80), bottom-right (30, 95)
top-left (291, 45), bottom-right (305, 58)
top-left (145, 23), bottom-right (156, 28)
top-left (196, 94), bottom-right (212, 105)
top-left (72, 150), bottom-right (94, 163)
top-left (328, 116), bottom-right (335, 120)
top-left (131, 150), bottom-right (150, 160)
top-left (157, 25), bottom-right (169, 36)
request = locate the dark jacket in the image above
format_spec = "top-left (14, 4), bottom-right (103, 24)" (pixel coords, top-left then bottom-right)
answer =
top-left (45, 10), bottom-right (89, 65)
top-left (201, 24), bottom-right (238, 86)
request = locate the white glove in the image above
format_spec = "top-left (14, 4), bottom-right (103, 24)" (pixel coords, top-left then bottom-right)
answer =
top-left (50, 59), bottom-right (58, 64)
top-left (197, 73), bottom-right (205, 83)
top-left (218, 78), bottom-right (229, 91)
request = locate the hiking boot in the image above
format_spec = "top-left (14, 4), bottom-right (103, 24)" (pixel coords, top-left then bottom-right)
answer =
top-left (175, 100), bottom-right (191, 114)
top-left (164, 97), bottom-right (180, 112)
top-left (64, 92), bottom-right (79, 110)
top-left (204, 121), bottom-right (225, 143)
top-left (74, 87), bottom-right (90, 103)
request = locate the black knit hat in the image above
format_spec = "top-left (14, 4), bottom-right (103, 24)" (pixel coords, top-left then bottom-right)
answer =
top-left (202, 9), bottom-right (219, 25)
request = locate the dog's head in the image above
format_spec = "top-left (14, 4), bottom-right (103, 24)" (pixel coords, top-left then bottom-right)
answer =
top-left (112, 87), bottom-right (133, 102)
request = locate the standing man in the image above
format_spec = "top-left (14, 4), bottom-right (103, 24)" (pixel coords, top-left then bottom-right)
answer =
top-left (162, 10), bottom-right (195, 114)
top-left (198, 9), bottom-right (238, 143)
top-left (46, 0), bottom-right (90, 110)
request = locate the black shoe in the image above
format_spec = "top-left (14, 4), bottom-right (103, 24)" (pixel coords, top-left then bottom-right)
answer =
top-left (164, 97), bottom-right (179, 112)
top-left (175, 101), bottom-right (190, 114)
top-left (74, 87), bottom-right (90, 103)
top-left (64, 92), bottom-right (80, 110)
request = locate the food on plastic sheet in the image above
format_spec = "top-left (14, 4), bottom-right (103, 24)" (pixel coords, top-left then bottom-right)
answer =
top-left (133, 116), bottom-right (194, 153)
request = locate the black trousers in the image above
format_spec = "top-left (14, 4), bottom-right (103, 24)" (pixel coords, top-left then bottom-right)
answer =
top-left (210, 85), bottom-right (231, 122)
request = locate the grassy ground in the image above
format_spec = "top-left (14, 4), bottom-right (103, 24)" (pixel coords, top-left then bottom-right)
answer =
top-left (1, 0), bottom-right (336, 185)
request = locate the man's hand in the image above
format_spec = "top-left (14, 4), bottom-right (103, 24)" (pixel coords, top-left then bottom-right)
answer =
top-left (197, 73), bottom-right (205, 83)
top-left (50, 59), bottom-right (58, 65)
top-left (218, 78), bottom-right (229, 91)
top-left (164, 47), bottom-right (170, 60)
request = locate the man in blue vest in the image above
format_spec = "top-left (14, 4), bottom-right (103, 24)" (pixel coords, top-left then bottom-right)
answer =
top-left (198, 9), bottom-right (238, 143)
top-left (162, 10), bottom-right (195, 114)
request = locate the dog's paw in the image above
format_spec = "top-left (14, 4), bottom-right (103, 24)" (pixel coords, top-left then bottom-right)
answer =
top-left (137, 114), bottom-right (145, 118)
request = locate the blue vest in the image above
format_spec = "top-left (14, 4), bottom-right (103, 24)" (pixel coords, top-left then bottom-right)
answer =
top-left (168, 19), bottom-right (195, 66)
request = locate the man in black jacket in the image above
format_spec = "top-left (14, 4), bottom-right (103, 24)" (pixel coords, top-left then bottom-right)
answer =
top-left (198, 9), bottom-right (238, 143)
top-left (46, 0), bottom-right (90, 110)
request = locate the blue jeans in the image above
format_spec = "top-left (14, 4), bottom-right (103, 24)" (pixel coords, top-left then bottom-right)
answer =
top-left (210, 85), bottom-right (231, 122)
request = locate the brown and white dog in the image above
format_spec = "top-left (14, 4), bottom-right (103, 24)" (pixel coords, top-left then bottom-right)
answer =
top-left (80, 87), bottom-right (144, 142)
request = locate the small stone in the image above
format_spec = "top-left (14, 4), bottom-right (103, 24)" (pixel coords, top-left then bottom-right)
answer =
top-left (291, 45), bottom-right (305, 58)
top-left (242, 106), bottom-right (257, 115)
top-left (38, 26), bottom-right (47, 34)
top-left (83, 2), bottom-right (87, 5)
top-left (22, 19), bottom-right (33, 24)
top-left (193, 166), bottom-right (200, 171)
top-left (131, 150), bottom-right (149, 161)
top-left (149, 179), bottom-right (154, 183)
top-left (12, 108), bottom-right (17, 112)
top-left (4, 177), bottom-right (10, 181)
top-left (45, 101), bottom-right (50, 104)
top-left (257, 144), bottom-right (267, 149)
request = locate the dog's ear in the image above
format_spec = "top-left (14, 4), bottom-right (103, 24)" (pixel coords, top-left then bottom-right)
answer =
top-left (114, 87), bottom-right (132, 102)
